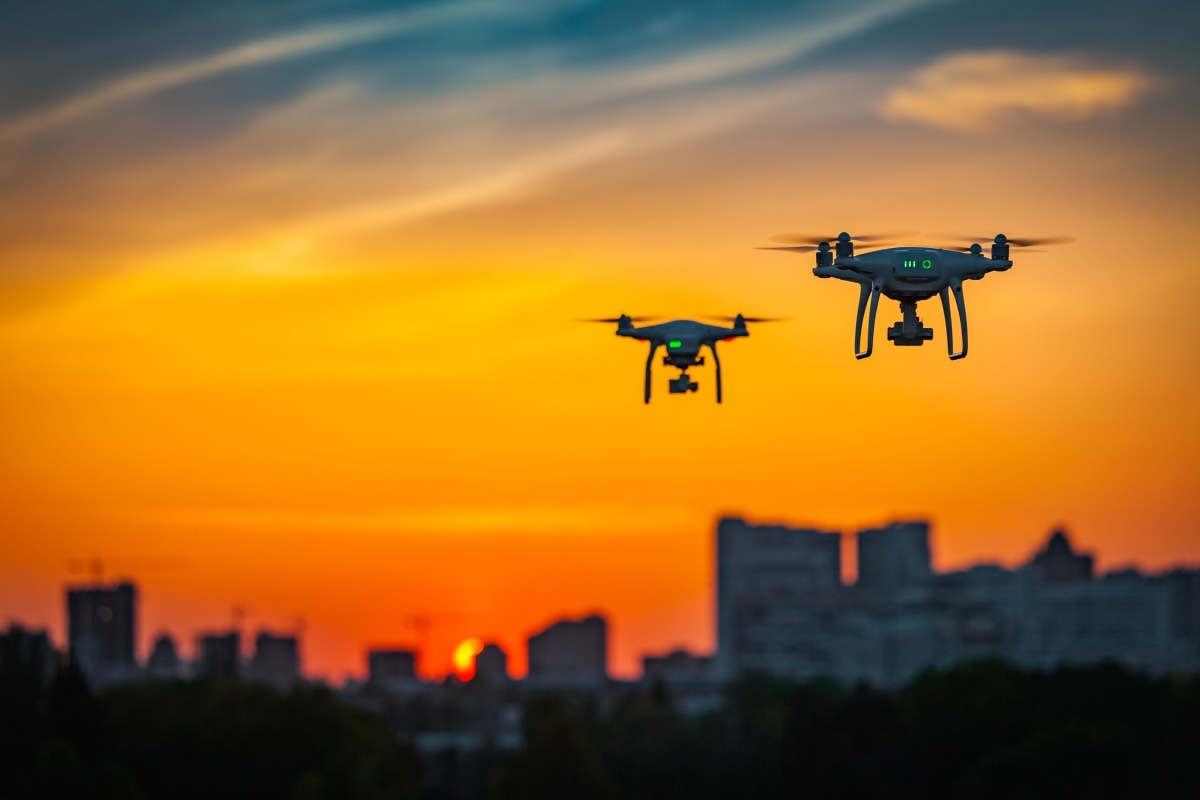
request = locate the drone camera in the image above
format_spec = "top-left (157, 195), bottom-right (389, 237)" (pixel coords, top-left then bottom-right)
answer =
top-left (887, 323), bottom-right (934, 346)
top-left (669, 375), bottom-right (699, 394)
top-left (888, 302), bottom-right (933, 346)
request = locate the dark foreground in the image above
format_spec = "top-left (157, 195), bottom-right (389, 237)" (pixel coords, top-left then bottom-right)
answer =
top-left (3, 661), bottom-right (1199, 799)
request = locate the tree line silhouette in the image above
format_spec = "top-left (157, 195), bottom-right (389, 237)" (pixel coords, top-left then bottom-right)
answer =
top-left (495, 663), bottom-right (1200, 800)
top-left (3, 654), bottom-right (1199, 799)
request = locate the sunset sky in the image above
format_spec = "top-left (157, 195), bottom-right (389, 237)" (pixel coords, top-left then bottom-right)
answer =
top-left (2, 0), bottom-right (1198, 681)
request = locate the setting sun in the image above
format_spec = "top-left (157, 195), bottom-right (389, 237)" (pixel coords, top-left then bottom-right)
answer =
top-left (453, 638), bottom-right (484, 681)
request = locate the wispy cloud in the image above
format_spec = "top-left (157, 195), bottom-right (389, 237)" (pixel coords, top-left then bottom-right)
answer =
top-left (295, 129), bottom-right (635, 240)
top-left (880, 50), bottom-right (1155, 132)
top-left (274, 80), bottom-right (835, 246)
top-left (170, 2), bottom-right (948, 246)
top-left (0, 0), bottom-right (948, 281)
top-left (561, 0), bottom-right (945, 101)
top-left (0, 0), bottom-right (554, 144)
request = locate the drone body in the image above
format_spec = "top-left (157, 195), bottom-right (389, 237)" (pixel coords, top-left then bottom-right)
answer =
top-left (762, 232), bottom-right (1070, 360)
top-left (584, 314), bottom-right (774, 403)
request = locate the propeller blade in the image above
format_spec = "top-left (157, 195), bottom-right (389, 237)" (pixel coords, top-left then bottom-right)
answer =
top-left (935, 234), bottom-right (1074, 247)
top-left (1007, 236), bottom-right (1075, 247)
top-left (950, 243), bottom-right (1049, 255)
top-left (707, 315), bottom-right (789, 323)
top-left (768, 231), bottom-right (910, 245)
top-left (578, 316), bottom-right (659, 323)
top-left (755, 245), bottom-right (820, 253)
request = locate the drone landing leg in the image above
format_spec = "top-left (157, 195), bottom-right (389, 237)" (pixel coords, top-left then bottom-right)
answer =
top-left (644, 342), bottom-right (659, 403)
top-left (939, 288), bottom-right (955, 356)
top-left (708, 342), bottom-right (722, 404)
top-left (946, 279), bottom-right (968, 360)
top-left (855, 279), bottom-right (882, 360)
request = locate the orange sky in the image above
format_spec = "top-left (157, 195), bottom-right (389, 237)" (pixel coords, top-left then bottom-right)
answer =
top-left (2, 0), bottom-right (1198, 681)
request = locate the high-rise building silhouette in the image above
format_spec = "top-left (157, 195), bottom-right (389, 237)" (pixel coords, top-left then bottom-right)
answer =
top-left (249, 631), bottom-right (300, 688)
top-left (66, 580), bottom-right (137, 687)
top-left (715, 516), bottom-right (841, 680)
top-left (146, 633), bottom-right (182, 680)
top-left (857, 521), bottom-right (932, 592)
top-left (473, 642), bottom-right (509, 684)
top-left (642, 648), bottom-right (712, 684)
top-left (715, 518), bottom-right (1200, 687)
top-left (1028, 528), bottom-right (1094, 583)
top-left (0, 624), bottom-right (57, 690)
top-left (197, 631), bottom-right (240, 680)
top-left (527, 614), bottom-right (608, 686)
top-left (367, 649), bottom-right (417, 687)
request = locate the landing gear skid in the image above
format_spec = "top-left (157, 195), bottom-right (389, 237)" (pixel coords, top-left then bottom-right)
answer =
top-left (643, 342), bottom-right (723, 403)
top-left (853, 286), bottom-right (969, 361)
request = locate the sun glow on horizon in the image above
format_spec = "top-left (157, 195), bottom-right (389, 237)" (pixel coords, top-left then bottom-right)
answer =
top-left (453, 637), bottom-right (484, 681)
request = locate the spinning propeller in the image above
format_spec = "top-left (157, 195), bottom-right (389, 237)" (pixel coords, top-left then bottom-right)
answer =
top-left (757, 231), bottom-right (906, 253)
top-left (769, 231), bottom-right (905, 245)
top-left (707, 315), bottom-right (788, 324)
top-left (938, 234), bottom-right (1075, 248)
top-left (578, 315), bottom-right (659, 323)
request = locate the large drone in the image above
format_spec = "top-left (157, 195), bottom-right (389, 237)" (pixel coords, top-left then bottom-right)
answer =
top-left (582, 314), bottom-right (780, 403)
top-left (760, 231), bottom-right (1072, 359)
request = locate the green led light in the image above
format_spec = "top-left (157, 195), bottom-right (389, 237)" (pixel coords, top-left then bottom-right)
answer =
top-left (922, 259), bottom-right (932, 269)
top-left (668, 340), bottom-right (682, 349)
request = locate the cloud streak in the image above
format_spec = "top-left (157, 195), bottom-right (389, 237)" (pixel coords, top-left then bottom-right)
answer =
top-left (0, 3), bottom-right (935, 272)
top-left (880, 50), bottom-right (1155, 132)
top-left (561, 0), bottom-right (945, 101)
top-left (184, 1), bottom-right (949, 246)
top-left (282, 79), bottom-right (837, 246)
top-left (0, 0), bottom-right (548, 144)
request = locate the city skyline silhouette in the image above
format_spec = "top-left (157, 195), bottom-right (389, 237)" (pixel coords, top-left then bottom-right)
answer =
top-left (14, 515), bottom-right (1199, 684)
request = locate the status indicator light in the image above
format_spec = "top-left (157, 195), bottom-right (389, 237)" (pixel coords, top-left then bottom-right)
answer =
top-left (922, 259), bottom-right (932, 269)
top-left (668, 340), bottom-right (682, 349)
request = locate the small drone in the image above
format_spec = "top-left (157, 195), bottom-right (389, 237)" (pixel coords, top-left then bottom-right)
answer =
top-left (760, 232), bottom-right (1072, 359)
top-left (582, 314), bottom-right (780, 403)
